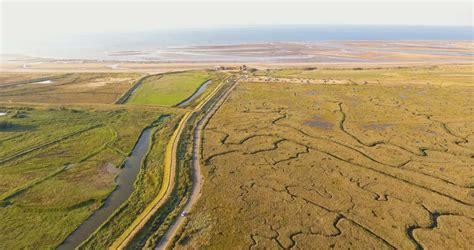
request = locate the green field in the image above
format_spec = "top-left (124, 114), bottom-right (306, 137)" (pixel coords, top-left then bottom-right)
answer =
top-left (0, 105), bottom-right (179, 249)
top-left (127, 71), bottom-right (211, 106)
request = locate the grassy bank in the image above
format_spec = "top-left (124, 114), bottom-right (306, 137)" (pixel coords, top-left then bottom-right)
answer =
top-left (79, 111), bottom-right (184, 248)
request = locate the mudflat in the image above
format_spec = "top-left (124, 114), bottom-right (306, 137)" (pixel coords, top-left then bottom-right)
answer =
top-left (1, 41), bottom-right (472, 73)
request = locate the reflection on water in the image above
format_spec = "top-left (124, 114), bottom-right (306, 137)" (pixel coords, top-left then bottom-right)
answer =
top-left (31, 80), bottom-right (54, 85)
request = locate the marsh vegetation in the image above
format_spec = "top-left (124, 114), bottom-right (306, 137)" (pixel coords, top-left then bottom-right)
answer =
top-left (1, 64), bottom-right (472, 249)
top-left (176, 65), bottom-right (474, 249)
top-left (0, 68), bottom-right (230, 249)
top-left (0, 105), bottom-right (183, 248)
top-left (0, 73), bottom-right (144, 104)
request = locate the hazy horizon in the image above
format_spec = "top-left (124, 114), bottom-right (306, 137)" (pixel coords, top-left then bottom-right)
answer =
top-left (1, 1), bottom-right (472, 60)
top-left (1, 25), bottom-right (473, 60)
top-left (2, 1), bottom-right (472, 44)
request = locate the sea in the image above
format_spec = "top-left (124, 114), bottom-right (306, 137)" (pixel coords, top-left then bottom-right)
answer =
top-left (3, 25), bottom-right (473, 61)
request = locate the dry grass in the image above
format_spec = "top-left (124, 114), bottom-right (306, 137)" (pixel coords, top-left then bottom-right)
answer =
top-left (176, 65), bottom-right (474, 249)
top-left (0, 73), bottom-right (144, 104)
top-left (252, 64), bottom-right (474, 86)
top-left (0, 73), bottom-right (61, 85)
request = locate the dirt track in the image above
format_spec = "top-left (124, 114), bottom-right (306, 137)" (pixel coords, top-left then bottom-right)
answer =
top-left (112, 111), bottom-right (191, 249)
top-left (112, 75), bottom-right (234, 249)
top-left (156, 77), bottom-right (239, 250)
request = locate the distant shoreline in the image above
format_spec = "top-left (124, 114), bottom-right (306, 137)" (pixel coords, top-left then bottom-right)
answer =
top-left (1, 40), bottom-right (472, 72)
top-left (2, 25), bottom-right (472, 60)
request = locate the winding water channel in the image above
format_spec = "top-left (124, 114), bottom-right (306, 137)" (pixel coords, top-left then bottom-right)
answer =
top-left (58, 128), bottom-right (153, 249)
top-left (176, 80), bottom-right (212, 107)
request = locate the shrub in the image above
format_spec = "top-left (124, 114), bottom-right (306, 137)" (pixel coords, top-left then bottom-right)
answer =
top-left (0, 120), bottom-right (12, 129)
top-left (11, 110), bottom-right (27, 119)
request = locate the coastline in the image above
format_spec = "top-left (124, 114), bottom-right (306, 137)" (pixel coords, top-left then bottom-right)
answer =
top-left (1, 40), bottom-right (472, 73)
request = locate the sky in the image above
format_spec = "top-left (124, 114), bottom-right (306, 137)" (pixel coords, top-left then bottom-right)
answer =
top-left (0, 1), bottom-right (472, 55)
top-left (2, 1), bottom-right (472, 35)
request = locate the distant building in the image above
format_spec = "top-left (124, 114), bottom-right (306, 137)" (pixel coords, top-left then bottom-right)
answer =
top-left (214, 65), bottom-right (240, 71)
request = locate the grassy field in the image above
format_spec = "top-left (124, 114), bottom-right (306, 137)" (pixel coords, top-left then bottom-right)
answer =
top-left (0, 73), bottom-right (144, 104)
top-left (0, 73), bottom-right (61, 86)
top-left (254, 64), bottom-right (474, 86)
top-left (127, 71), bottom-right (212, 106)
top-left (0, 69), bottom-right (230, 249)
top-left (176, 65), bottom-right (474, 249)
top-left (0, 104), bottom-right (177, 249)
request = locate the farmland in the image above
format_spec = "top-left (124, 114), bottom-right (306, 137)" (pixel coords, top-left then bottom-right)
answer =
top-left (175, 65), bottom-right (474, 249)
